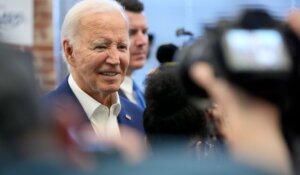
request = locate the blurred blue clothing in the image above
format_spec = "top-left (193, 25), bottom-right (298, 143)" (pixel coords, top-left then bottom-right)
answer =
top-left (0, 159), bottom-right (87, 175)
top-left (97, 141), bottom-right (273, 175)
top-left (133, 80), bottom-right (146, 109)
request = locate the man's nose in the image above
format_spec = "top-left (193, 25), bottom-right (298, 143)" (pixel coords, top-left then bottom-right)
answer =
top-left (135, 31), bottom-right (148, 47)
top-left (106, 47), bottom-right (120, 65)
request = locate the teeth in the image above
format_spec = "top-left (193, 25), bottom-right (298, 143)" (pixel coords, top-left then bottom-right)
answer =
top-left (102, 72), bottom-right (117, 76)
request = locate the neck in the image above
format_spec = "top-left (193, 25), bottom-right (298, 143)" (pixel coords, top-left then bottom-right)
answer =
top-left (93, 92), bottom-right (115, 107)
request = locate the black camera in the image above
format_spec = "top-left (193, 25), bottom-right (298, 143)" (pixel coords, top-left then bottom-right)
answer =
top-left (178, 8), bottom-right (300, 108)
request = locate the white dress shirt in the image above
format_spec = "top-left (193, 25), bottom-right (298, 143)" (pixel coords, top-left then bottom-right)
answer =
top-left (68, 75), bottom-right (121, 138)
top-left (120, 76), bottom-right (138, 104)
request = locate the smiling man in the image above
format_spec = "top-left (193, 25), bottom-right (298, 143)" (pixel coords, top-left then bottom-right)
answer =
top-left (116, 0), bottom-right (149, 109)
top-left (43, 0), bottom-right (144, 139)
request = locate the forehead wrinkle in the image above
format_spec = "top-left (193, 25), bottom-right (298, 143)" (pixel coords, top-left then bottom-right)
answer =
top-left (89, 32), bottom-right (129, 43)
top-left (82, 11), bottom-right (127, 28)
top-left (79, 17), bottom-right (106, 34)
top-left (78, 12), bottom-right (129, 44)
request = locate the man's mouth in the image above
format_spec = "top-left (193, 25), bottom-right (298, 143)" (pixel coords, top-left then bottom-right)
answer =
top-left (133, 51), bottom-right (145, 56)
top-left (133, 52), bottom-right (146, 58)
top-left (100, 72), bottom-right (119, 76)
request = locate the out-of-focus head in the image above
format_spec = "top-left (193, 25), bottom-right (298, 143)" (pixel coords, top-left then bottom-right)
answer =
top-left (61, 0), bottom-right (130, 99)
top-left (143, 65), bottom-right (207, 146)
top-left (116, 0), bottom-right (149, 74)
top-left (0, 44), bottom-right (40, 150)
top-left (156, 43), bottom-right (178, 64)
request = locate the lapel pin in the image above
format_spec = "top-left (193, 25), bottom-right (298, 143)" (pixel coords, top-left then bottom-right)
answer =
top-left (125, 114), bottom-right (132, 121)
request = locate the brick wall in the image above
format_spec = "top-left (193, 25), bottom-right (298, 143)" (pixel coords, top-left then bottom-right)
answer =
top-left (32, 0), bottom-right (56, 94)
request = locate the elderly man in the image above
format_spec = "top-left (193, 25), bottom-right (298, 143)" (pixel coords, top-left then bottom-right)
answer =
top-left (43, 0), bottom-right (144, 139)
top-left (116, 0), bottom-right (149, 109)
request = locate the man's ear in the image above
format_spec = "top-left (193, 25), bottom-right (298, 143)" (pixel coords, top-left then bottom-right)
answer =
top-left (63, 39), bottom-right (76, 67)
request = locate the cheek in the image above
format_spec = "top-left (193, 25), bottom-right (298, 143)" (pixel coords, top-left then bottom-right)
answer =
top-left (129, 38), bottom-right (136, 48)
top-left (145, 41), bottom-right (149, 50)
top-left (74, 50), bottom-right (91, 65)
top-left (121, 53), bottom-right (130, 68)
top-left (77, 58), bottom-right (94, 72)
top-left (84, 53), bottom-right (106, 69)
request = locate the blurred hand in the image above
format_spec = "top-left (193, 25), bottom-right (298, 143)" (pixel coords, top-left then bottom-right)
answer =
top-left (287, 9), bottom-right (300, 39)
top-left (189, 62), bottom-right (292, 175)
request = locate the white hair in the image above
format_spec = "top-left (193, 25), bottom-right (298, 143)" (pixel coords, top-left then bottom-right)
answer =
top-left (60, 0), bottom-right (129, 67)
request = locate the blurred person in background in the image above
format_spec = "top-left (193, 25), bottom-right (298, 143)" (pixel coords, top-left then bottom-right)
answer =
top-left (286, 8), bottom-right (300, 174)
top-left (156, 43), bottom-right (178, 68)
top-left (176, 8), bottom-right (299, 175)
top-left (43, 0), bottom-right (144, 147)
top-left (191, 63), bottom-right (292, 174)
top-left (188, 57), bottom-right (292, 175)
top-left (0, 44), bottom-right (89, 174)
top-left (0, 43), bottom-right (41, 161)
top-left (116, 0), bottom-right (149, 109)
top-left (143, 64), bottom-right (210, 158)
top-left (97, 64), bottom-right (270, 175)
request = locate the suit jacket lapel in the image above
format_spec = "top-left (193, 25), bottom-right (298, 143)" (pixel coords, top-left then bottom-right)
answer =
top-left (55, 77), bottom-right (89, 123)
top-left (117, 107), bottom-right (134, 127)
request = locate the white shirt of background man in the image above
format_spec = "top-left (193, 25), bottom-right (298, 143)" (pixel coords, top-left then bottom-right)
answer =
top-left (120, 76), bottom-right (138, 104)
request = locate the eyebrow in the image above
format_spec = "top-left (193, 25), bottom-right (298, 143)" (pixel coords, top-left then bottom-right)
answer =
top-left (130, 27), bottom-right (149, 30)
top-left (91, 39), bottom-right (110, 45)
top-left (91, 39), bottom-right (128, 46)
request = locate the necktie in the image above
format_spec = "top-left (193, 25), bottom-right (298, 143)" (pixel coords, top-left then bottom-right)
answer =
top-left (133, 81), bottom-right (146, 109)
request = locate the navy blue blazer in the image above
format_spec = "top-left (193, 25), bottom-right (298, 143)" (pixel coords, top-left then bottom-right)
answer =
top-left (42, 77), bottom-right (144, 135)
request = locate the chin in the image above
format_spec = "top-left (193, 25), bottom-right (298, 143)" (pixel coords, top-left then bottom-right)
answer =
top-left (101, 88), bottom-right (118, 95)
top-left (96, 83), bottom-right (118, 94)
top-left (105, 84), bottom-right (121, 92)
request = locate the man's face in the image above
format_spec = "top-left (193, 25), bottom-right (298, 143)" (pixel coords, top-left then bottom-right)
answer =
top-left (66, 11), bottom-right (130, 97)
top-left (126, 11), bottom-right (149, 72)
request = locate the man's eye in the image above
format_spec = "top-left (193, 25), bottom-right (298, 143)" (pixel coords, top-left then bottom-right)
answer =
top-left (118, 44), bottom-right (128, 52)
top-left (143, 29), bottom-right (148, 35)
top-left (129, 29), bottom-right (137, 36)
top-left (94, 45), bottom-right (107, 51)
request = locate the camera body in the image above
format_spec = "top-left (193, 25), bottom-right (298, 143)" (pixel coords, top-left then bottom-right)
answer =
top-left (178, 8), bottom-right (300, 108)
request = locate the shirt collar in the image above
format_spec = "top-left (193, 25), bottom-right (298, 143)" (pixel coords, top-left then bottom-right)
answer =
top-left (68, 75), bottom-right (121, 119)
